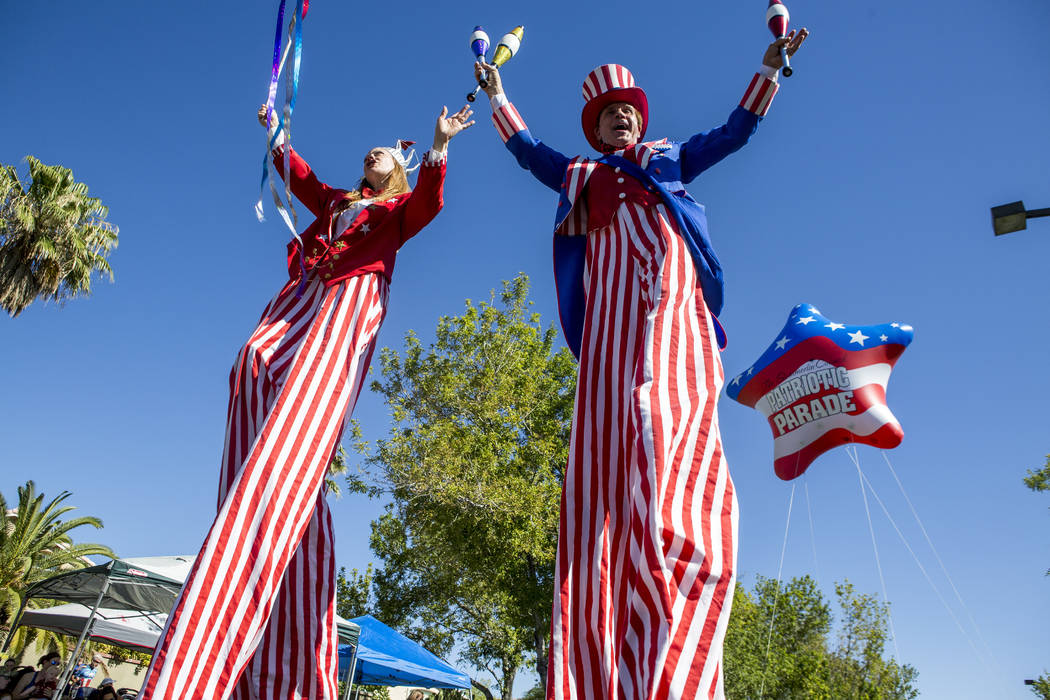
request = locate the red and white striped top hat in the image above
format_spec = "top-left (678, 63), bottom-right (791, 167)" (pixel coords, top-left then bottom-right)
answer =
top-left (581, 64), bottom-right (649, 151)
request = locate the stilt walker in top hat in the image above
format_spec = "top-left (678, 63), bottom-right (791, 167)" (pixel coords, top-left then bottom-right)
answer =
top-left (475, 27), bottom-right (808, 700)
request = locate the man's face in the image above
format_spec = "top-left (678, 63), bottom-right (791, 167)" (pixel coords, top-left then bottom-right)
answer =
top-left (595, 102), bottom-right (642, 150)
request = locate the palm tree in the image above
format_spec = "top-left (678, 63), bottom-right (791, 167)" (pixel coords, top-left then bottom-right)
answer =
top-left (0, 481), bottom-right (115, 654)
top-left (0, 156), bottom-right (118, 317)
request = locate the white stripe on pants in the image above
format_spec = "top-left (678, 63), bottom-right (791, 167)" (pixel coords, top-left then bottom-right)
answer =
top-left (141, 273), bottom-right (388, 700)
top-left (547, 204), bottom-right (738, 700)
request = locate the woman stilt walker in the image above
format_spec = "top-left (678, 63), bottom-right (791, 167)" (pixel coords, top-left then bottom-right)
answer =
top-left (140, 103), bottom-right (474, 700)
top-left (475, 28), bottom-right (807, 700)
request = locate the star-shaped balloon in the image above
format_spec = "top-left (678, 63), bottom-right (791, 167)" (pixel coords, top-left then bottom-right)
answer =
top-left (726, 304), bottom-right (914, 480)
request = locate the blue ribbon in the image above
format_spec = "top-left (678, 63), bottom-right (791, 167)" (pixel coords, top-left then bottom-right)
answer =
top-left (256, 0), bottom-right (309, 294)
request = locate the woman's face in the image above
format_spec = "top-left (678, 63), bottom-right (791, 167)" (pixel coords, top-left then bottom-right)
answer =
top-left (363, 148), bottom-right (395, 189)
top-left (42, 664), bottom-right (60, 680)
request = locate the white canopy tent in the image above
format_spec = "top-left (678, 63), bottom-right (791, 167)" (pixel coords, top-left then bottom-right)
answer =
top-left (18, 603), bottom-right (165, 654)
top-left (16, 602), bottom-right (361, 654)
top-left (8, 554), bottom-right (361, 693)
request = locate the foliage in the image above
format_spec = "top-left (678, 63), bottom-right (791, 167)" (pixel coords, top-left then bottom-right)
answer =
top-left (338, 682), bottom-right (390, 700)
top-left (724, 575), bottom-right (831, 699)
top-left (828, 581), bottom-right (918, 700)
top-left (1023, 455), bottom-right (1050, 576)
top-left (95, 642), bottom-right (151, 669)
top-left (1029, 672), bottom-right (1050, 699)
top-left (520, 684), bottom-right (546, 700)
top-left (0, 481), bottom-right (115, 653)
top-left (434, 689), bottom-right (483, 700)
top-left (353, 274), bottom-right (576, 700)
top-left (335, 564), bottom-right (376, 620)
top-left (1025, 456), bottom-right (1050, 494)
top-left (326, 446), bottom-right (352, 499)
top-left (334, 565), bottom-right (391, 699)
top-left (0, 156), bottom-right (118, 317)
top-left (723, 576), bottom-right (918, 699)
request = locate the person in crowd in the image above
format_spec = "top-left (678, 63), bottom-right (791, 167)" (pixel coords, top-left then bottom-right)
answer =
top-left (6, 653), bottom-right (61, 699)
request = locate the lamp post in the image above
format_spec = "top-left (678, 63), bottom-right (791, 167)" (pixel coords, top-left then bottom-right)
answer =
top-left (991, 200), bottom-right (1050, 236)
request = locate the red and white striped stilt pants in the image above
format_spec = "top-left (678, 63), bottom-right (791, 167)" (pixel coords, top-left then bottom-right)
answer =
top-left (141, 273), bottom-right (388, 700)
top-left (547, 203), bottom-right (738, 700)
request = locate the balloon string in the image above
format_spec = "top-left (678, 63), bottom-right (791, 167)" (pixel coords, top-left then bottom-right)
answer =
top-left (853, 458), bottom-right (989, 671)
top-left (880, 451), bottom-right (999, 671)
top-left (847, 445), bottom-right (902, 663)
top-left (758, 481), bottom-right (795, 700)
top-left (802, 474), bottom-right (820, 582)
top-left (803, 474), bottom-right (833, 700)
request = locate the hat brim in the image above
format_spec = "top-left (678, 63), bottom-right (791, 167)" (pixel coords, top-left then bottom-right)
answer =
top-left (582, 86), bottom-right (649, 152)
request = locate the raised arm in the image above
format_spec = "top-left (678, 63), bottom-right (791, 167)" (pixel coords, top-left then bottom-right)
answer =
top-left (399, 105), bottom-right (475, 243)
top-left (476, 61), bottom-right (570, 193)
top-left (258, 105), bottom-right (333, 217)
top-left (680, 29), bottom-right (809, 183)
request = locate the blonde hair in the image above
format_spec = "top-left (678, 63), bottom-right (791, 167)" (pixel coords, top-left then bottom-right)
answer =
top-left (339, 157), bottom-right (411, 209)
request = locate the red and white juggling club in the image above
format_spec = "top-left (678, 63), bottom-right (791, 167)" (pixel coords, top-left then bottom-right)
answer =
top-left (767, 0), bottom-right (793, 77)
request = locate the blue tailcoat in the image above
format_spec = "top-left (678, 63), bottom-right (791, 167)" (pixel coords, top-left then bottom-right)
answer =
top-left (503, 104), bottom-right (761, 358)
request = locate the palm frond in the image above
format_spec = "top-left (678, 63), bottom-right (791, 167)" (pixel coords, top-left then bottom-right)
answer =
top-left (0, 157), bottom-right (118, 317)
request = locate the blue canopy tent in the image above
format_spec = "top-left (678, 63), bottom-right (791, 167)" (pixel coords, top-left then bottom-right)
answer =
top-left (338, 615), bottom-right (470, 696)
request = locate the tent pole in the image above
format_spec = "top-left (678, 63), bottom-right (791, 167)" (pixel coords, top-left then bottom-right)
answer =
top-left (342, 646), bottom-right (359, 700)
top-left (55, 578), bottom-right (110, 695)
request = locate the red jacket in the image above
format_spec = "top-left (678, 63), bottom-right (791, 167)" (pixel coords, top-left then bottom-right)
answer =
top-left (272, 146), bottom-right (445, 286)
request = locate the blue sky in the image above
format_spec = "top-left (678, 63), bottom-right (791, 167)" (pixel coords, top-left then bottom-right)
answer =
top-left (4, 1), bottom-right (1049, 697)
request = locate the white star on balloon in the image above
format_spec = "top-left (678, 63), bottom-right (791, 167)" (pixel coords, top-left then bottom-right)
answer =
top-left (724, 302), bottom-right (915, 481)
top-left (360, 223), bottom-right (370, 233)
top-left (848, 330), bottom-right (869, 346)
top-left (732, 376), bottom-right (740, 386)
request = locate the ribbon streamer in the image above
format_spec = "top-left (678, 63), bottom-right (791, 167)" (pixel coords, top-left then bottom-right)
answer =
top-left (255, 0), bottom-right (310, 289)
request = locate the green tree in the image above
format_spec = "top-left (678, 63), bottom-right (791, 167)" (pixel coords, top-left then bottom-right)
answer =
top-left (356, 274), bottom-right (576, 700)
top-left (724, 575), bottom-right (831, 699)
top-left (520, 684), bottom-right (545, 700)
top-left (334, 565), bottom-right (393, 700)
top-left (336, 564), bottom-right (376, 620)
top-left (827, 581), bottom-right (918, 700)
top-left (1028, 672), bottom-right (1050, 699)
top-left (0, 156), bottom-right (117, 317)
top-left (1025, 456), bottom-right (1050, 495)
top-left (723, 576), bottom-right (918, 700)
top-left (0, 481), bottom-right (115, 653)
top-left (1024, 455), bottom-right (1050, 575)
top-left (326, 446), bottom-right (353, 498)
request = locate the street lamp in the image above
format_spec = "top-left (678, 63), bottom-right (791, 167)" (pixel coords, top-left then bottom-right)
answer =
top-left (991, 200), bottom-right (1050, 236)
